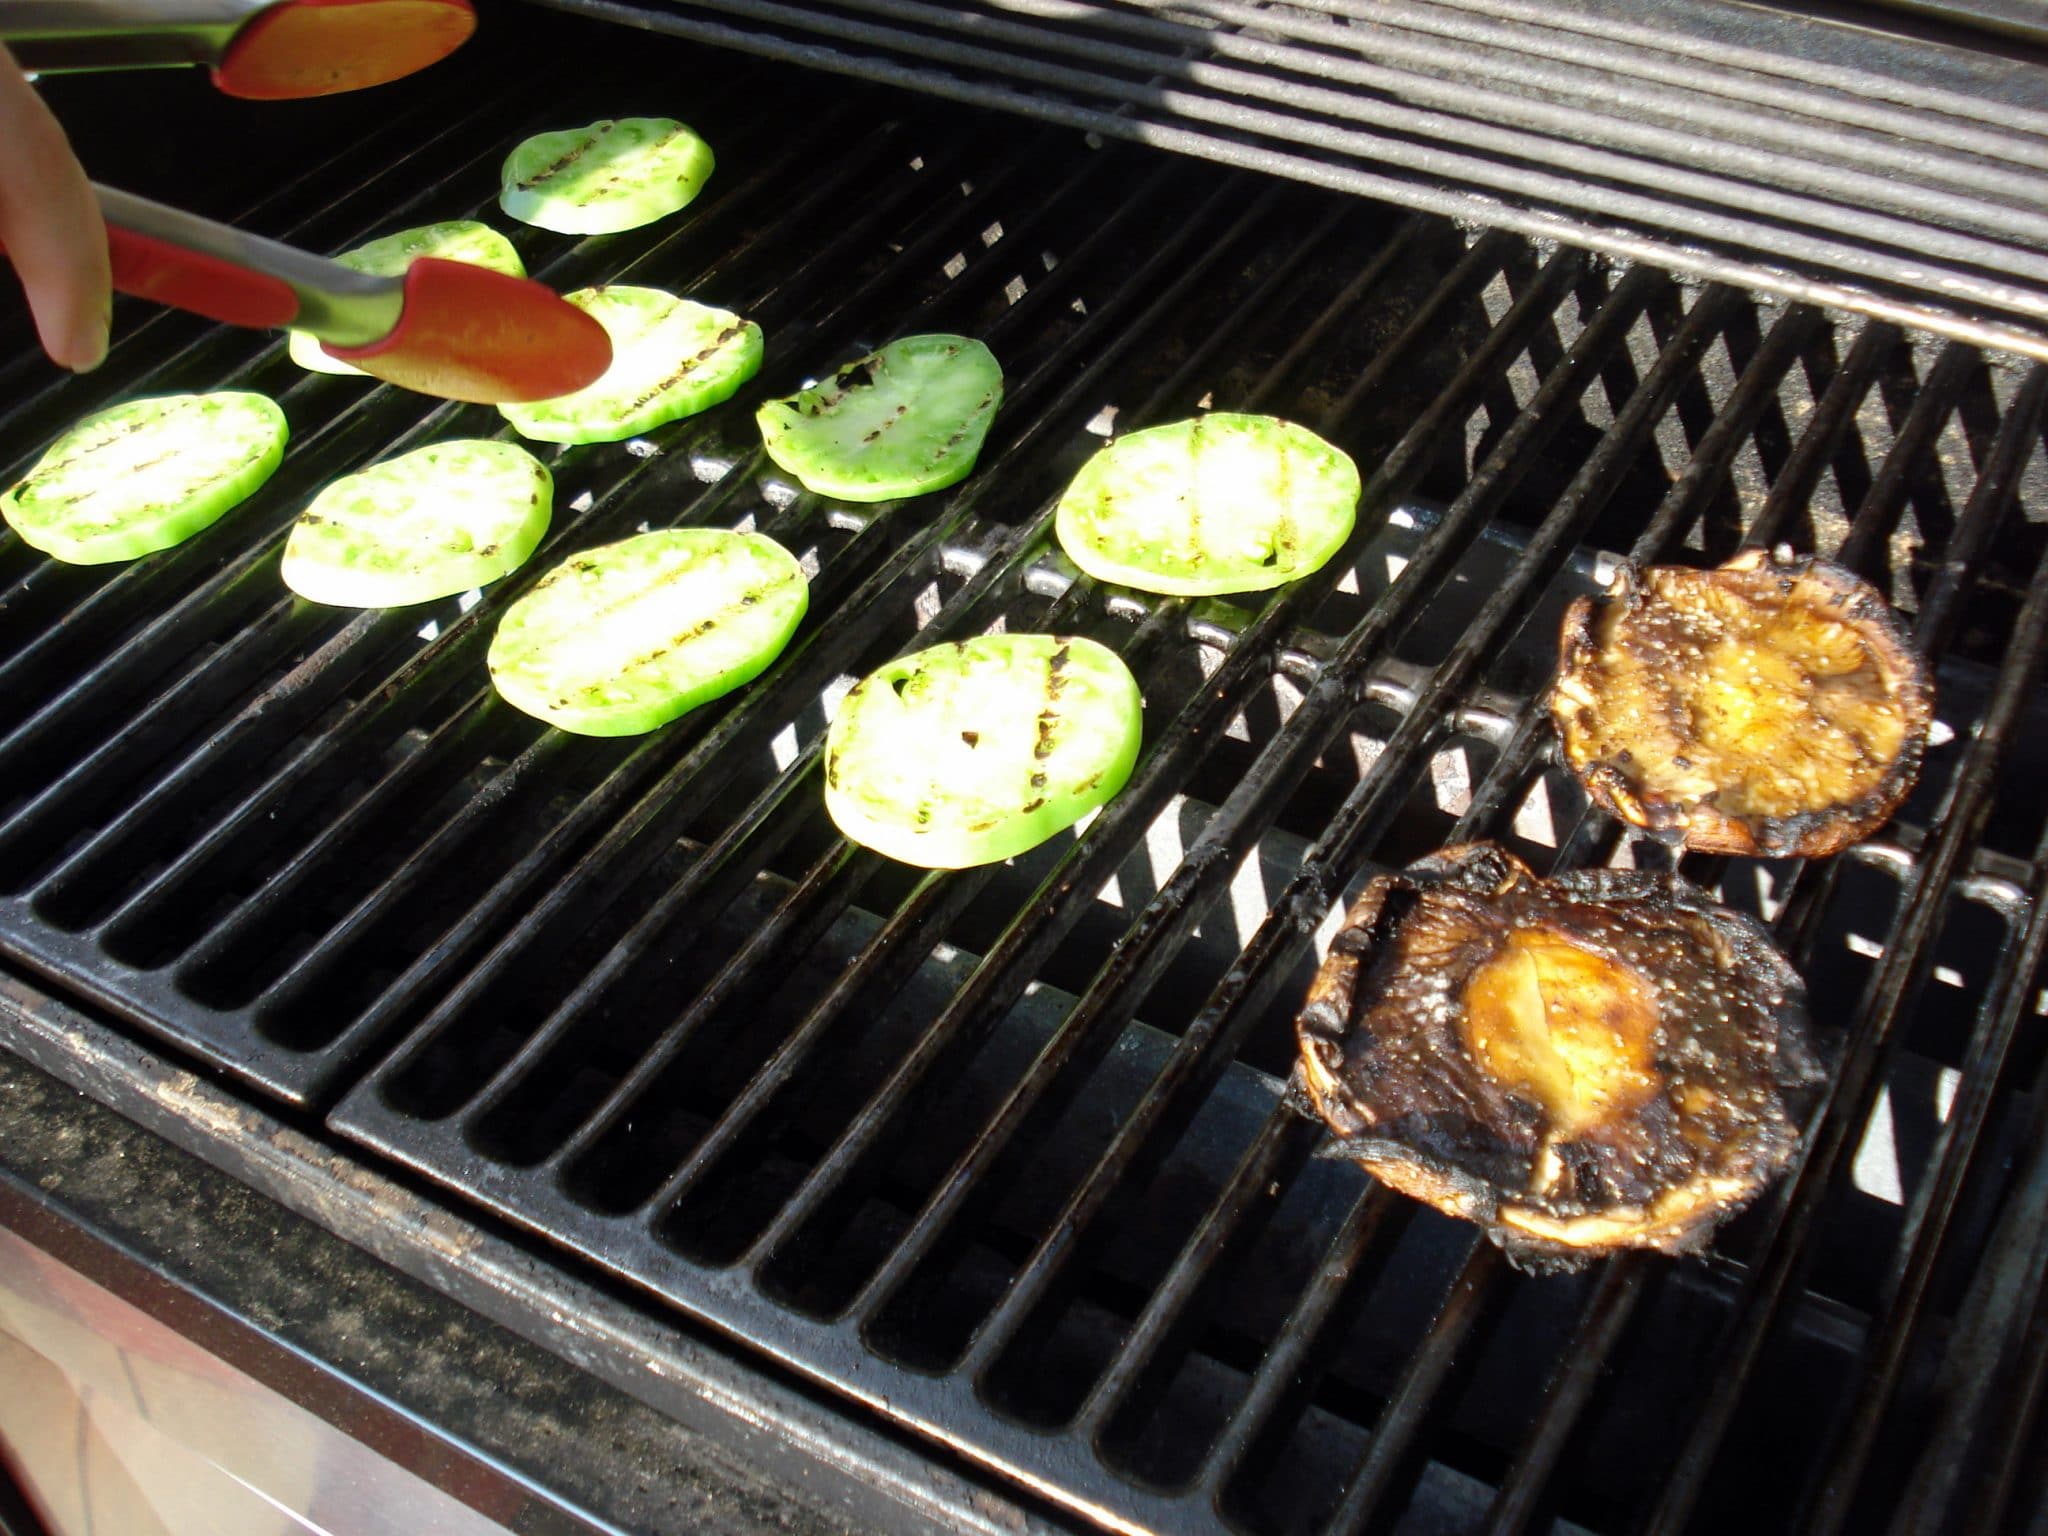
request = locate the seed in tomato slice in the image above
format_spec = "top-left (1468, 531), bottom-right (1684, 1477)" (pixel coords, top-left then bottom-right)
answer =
top-left (290, 220), bottom-right (525, 377)
top-left (824, 634), bottom-right (1143, 868)
top-left (281, 439), bottom-right (551, 608)
top-left (499, 287), bottom-right (763, 445)
top-left (756, 334), bottom-right (1002, 503)
top-left (499, 117), bottom-right (714, 236)
top-left (487, 527), bottom-right (808, 737)
top-left (2, 392), bottom-right (288, 565)
top-left (1055, 413), bottom-right (1360, 596)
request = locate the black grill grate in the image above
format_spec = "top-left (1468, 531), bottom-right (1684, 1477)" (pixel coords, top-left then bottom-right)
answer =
top-left (1, 15), bottom-right (2046, 1535)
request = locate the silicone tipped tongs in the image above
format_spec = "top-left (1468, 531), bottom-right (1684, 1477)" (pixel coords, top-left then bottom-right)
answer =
top-left (0, 0), bottom-right (602, 401)
top-left (0, 0), bottom-right (475, 99)
top-left (83, 185), bottom-right (614, 402)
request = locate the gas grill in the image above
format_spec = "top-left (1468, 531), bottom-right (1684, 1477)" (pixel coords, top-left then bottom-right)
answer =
top-left (3, 3), bottom-right (2048, 1533)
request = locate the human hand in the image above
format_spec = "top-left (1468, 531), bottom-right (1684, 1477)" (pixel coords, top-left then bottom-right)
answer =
top-left (0, 46), bottom-right (110, 371)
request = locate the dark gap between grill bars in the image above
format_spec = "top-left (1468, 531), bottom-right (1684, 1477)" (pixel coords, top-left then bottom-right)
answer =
top-left (0, 15), bottom-right (2040, 1536)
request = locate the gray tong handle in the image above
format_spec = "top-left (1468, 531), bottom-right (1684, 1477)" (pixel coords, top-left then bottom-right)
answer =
top-left (99, 183), bottom-right (404, 346)
top-left (0, 0), bottom-right (274, 72)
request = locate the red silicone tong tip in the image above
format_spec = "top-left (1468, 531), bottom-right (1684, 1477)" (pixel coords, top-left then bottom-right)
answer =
top-left (321, 259), bottom-right (614, 405)
top-left (213, 0), bottom-right (475, 99)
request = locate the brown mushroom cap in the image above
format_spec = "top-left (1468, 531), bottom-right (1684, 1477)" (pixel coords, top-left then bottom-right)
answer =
top-left (1550, 547), bottom-right (1933, 859)
top-left (1291, 843), bottom-right (1826, 1272)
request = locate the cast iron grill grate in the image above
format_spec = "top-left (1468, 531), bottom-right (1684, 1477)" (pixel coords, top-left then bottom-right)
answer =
top-left (0, 17), bottom-right (2043, 1535)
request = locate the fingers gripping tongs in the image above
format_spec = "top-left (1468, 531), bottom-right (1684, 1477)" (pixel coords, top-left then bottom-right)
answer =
top-left (0, 0), bottom-right (613, 402)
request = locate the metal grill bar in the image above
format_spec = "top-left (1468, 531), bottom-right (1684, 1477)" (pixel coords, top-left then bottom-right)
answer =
top-left (1883, 945), bottom-right (2048, 1536)
top-left (1071, 1106), bottom-right (1328, 1437)
top-left (538, 210), bottom-right (1375, 1216)
top-left (1480, 1258), bottom-right (1650, 1535)
top-left (963, 265), bottom-right (1668, 1468)
top-left (1320, 1237), bottom-right (1503, 1533)
top-left (642, 0), bottom-right (2048, 275)
top-left (0, 84), bottom-right (1094, 1101)
top-left (1199, 1181), bottom-right (1403, 1499)
top-left (942, 250), bottom-right (1599, 1374)
top-left (350, 161), bottom-right (1278, 1134)
top-left (1798, 829), bottom-right (2048, 1532)
top-left (1740, 322), bottom-right (1899, 557)
top-left (1323, 0), bottom-right (2048, 135)
top-left (803, 249), bottom-right (1595, 1335)
top-left (1644, 363), bottom-right (2048, 1532)
top-left (532, 0), bottom-right (2048, 358)
top-left (1832, 342), bottom-right (1981, 579)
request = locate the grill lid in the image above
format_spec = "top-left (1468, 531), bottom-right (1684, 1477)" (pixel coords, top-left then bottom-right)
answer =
top-left (1, 15), bottom-right (2046, 1536)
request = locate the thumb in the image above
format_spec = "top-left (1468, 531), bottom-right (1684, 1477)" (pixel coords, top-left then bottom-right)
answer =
top-left (0, 48), bottom-right (110, 372)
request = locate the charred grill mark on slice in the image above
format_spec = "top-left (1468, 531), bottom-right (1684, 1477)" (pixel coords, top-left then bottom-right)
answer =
top-left (1032, 643), bottom-right (1072, 764)
top-left (860, 403), bottom-right (911, 445)
top-left (518, 130), bottom-right (604, 189)
top-left (516, 119), bottom-right (677, 192)
top-left (1184, 415), bottom-right (1207, 568)
top-left (620, 324), bottom-right (751, 415)
top-left (1269, 437), bottom-right (1295, 571)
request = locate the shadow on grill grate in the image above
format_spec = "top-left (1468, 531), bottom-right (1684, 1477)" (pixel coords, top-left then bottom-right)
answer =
top-left (0, 15), bottom-right (2044, 1536)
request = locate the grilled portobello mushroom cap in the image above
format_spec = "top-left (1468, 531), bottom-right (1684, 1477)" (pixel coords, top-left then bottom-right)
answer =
top-left (1292, 844), bottom-right (1825, 1272)
top-left (1550, 547), bottom-right (1932, 859)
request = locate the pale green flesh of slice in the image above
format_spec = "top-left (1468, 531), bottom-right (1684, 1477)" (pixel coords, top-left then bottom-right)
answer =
top-left (499, 117), bottom-right (714, 236)
top-left (1055, 413), bottom-right (1360, 596)
top-left (824, 634), bottom-right (1142, 868)
top-left (290, 221), bottom-right (524, 377)
top-left (2, 392), bottom-right (287, 564)
top-left (499, 287), bottom-right (763, 445)
top-left (757, 334), bottom-right (1002, 502)
top-left (487, 528), bottom-right (807, 736)
top-left (281, 439), bottom-right (551, 608)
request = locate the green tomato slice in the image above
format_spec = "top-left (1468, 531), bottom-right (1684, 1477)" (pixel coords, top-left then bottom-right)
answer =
top-left (289, 220), bottom-right (525, 377)
top-left (1054, 413), bottom-right (1360, 596)
top-left (756, 334), bottom-right (1003, 503)
top-left (499, 287), bottom-right (763, 445)
top-left (2, 392), bottom-right (287, 565)
top-left (499, 117), bottom-right (715, 236)
top-left (281, 439), bottom-right (551, 608)
top-left (487, 528), bottom-right (807, 737)
top-left (824, 634), bottom-right (1143, 869)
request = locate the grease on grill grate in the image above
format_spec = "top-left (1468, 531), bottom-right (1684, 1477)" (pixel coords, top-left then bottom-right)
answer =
top-left (0, 19), bottom-right (2044, 1536)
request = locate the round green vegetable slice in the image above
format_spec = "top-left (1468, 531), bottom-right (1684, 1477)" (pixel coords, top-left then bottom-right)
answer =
top-left (289, 220), bottom-right (525, 377)
top-left (1054, 413), bottom-right (1360, 597)
top-left (756, 334), bottom-right (1003, 503)
top-left (281, 439), bottom-right (551, 608)
top-left (488, 528), bottom-right (807, 737)
top-left (499, 287), bottom-right (763, 445)
top-left (824, 634), bottom-right (1143, 869)
top-left (499, 117), bottom-right (715, 235)
top-left (1, 392), bottom-right (287, 565)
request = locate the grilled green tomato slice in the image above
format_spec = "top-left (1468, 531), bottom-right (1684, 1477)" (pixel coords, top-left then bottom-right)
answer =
top-left (824, 634), bottom-right (1143, 868)
top-left (289, 220), bottom-right (524, 377)
top-left (499, 117), bottom-right (715, 235)
top-left (756, 334), bottom-right (1002, 503)
top-left (1055, 413), bottom-right (1360, 596)
top-left (281, 440), bottom-right (551, 607)
top-left (2, 391), bottom-right (287, 564)
top-left (488, 528), bottom-right (807, 736)
top-left (499, 287), bottom-right (763, 445)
